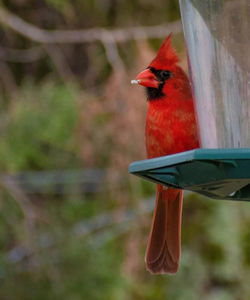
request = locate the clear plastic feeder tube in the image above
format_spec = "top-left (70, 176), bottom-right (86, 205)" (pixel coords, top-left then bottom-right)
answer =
top-left (179, 0), bottom-right (250, 148)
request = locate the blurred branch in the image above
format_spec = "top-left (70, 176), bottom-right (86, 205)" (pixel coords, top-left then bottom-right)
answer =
top-left (0, 46), bottom-right (44, 62)
top-left (0, 175), bottom-right (37, 255)
top-left (0, 7), bottom-right (181, 73)
top-left (101, 30), bottom-right (125, 71)
top-left (0, 169), bottom-right (120, 195)
top-left (0, 60), bottom-right (17, 94)
top-left (0, 175), bottom-right (36, 221)
top-left (6, 195), bottom-right (155, 265)
top-left (43, 44), bottom-right (75, 81)
top-left (0, 7), bottom-right (182, 44)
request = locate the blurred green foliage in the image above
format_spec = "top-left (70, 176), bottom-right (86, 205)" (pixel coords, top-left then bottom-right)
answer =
top-left (0, 82), bottom-right (80, 171)
top-left (1, 1), bottom-right (250, 300)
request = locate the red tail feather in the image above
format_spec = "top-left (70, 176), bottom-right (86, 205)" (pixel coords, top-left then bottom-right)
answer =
top-left (145, 185), bottom-right (183, 274)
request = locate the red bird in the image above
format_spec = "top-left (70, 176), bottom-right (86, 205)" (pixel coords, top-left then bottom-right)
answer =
top-left (132, 35), bottom-right (200, 274)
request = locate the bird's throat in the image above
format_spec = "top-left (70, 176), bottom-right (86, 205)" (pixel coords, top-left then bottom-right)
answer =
top-left (146, 84), bottom-right (165, 101)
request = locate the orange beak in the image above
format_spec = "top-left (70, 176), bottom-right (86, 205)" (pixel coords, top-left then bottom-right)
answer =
top-left (131, 68), bottom-right (159, 88)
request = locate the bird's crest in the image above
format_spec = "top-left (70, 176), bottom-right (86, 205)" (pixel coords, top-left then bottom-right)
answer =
top-left (149, 34), bottom-right (179, 69)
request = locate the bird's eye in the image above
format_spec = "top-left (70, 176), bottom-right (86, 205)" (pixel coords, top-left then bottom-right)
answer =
top-left (161, 70), bottom-right (171, 79)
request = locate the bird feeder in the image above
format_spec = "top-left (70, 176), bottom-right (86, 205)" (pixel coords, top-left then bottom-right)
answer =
top-left (130, 0), bottom-right (250, 201)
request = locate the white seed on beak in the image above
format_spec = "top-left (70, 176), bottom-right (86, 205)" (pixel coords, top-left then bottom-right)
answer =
top-left (131, 79), bottom-right (141, 85)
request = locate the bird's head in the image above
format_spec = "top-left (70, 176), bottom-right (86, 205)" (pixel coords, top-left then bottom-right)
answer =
top-left (131, 34), bottom-right (180, 100)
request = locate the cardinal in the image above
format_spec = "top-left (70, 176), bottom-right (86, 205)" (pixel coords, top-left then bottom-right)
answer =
top-left (131, 34), bottom-right (200, 274)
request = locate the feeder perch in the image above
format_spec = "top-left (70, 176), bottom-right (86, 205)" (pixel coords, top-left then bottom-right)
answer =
top-left (129, 0), bottom-right (250, 201)
top-left (130, 149), bottom-right (250, 201)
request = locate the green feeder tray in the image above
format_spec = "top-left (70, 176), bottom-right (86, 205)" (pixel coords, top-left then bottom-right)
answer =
top-left (129, 148), bottom-right (250, 201)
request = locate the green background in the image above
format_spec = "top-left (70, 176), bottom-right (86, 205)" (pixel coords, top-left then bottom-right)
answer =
top-left (0, 1), bottom-right (250, 299)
